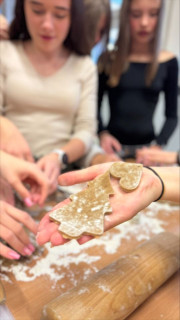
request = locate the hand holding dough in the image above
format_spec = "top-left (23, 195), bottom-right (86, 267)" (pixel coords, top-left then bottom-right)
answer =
top-left (49, 162), bottom-right (143, 239)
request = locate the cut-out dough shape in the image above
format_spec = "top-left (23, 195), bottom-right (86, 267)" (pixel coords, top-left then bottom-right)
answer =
top-left (110, 162), bottom-right (143, 191)
top-left (49, 171), bottom-right (114, 239)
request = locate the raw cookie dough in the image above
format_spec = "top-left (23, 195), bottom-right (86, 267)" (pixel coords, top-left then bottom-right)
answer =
top-left (110, 162), bottom-right (143, 191)
top-left (49, 171), bottom-right (114, 239)
top-left (49, 162), bottom-right (143, 239)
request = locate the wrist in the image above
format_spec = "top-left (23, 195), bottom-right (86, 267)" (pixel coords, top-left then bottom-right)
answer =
top-left (99, 130), bottom-right (109, 138)
top-left (144, 166), bottom-right (164, 202)
top-left (51, 149), bottom-right (68, 169)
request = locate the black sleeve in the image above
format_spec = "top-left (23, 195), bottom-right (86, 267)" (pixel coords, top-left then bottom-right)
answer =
top-left (97, 72), bottom-right (108, 133)
top-left (156, 58), bottom-right (179, 145)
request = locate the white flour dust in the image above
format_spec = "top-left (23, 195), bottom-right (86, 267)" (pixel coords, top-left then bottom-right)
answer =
top-left (0, 201), bottom-right (179, 286)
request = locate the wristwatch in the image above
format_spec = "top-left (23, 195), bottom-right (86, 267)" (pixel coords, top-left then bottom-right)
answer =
top-left (52, 149), bottom-right (68, 169)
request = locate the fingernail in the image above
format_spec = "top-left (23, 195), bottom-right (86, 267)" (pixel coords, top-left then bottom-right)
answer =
top-left (24, 247), bottom-right (32, 256)
top-left (9, 251), bottom-right (21, 260)
top-left (24, 197), bottom-right (34, 207)
top-left (27, 244), bottom-right (35, 252)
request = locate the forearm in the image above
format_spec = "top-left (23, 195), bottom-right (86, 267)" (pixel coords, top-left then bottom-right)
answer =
top-left (156, 117), bottom-right (178, 146)
top-left (60, 138), bottom-right (86, 163)
top-left (153, 166), bottom-right (180, 203)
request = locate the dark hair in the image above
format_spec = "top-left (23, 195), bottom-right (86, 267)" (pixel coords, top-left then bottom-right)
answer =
top-left (9, 0), bottom-right (90, 55)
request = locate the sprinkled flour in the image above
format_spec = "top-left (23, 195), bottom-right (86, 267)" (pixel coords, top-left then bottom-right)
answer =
top-left (0, 201), bottom-right (179, 287)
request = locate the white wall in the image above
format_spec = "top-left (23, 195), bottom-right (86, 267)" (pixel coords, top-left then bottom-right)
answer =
top-left (154, 0), bottom-right (180, 151)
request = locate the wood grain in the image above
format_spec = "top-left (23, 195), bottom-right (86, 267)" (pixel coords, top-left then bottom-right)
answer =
top-left (43, 232), bottom-right (180, 320)
top-left (0, 196), bottom-right (179, 320)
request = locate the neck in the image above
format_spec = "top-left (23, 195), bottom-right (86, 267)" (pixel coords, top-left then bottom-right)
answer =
top-left (26, 41), bottom-right (67, 62)
top-left (130, 41), bottom-right (152, 56)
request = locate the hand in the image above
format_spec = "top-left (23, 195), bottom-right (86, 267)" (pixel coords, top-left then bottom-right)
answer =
top-left (90, 153), bottom-right (121, 165)
top-left (136, 147), bottom-right (176, 166)
top-left (0, 116), bottom-right (34, 162)
top-left (100, 132), bottom-right (121, 154)
top-left (37, 162), bottom-right (162, 247)
top-left (0, 201), bottom-right (37, 260)
top-left (37, 153), bottom-right (60, 195)
top-left (0, 176), bottom-right (15, 205)
top-left (0, 151), bottom-right (49, 206)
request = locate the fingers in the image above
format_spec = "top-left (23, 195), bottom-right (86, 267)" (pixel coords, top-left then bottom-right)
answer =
top-left (0, 242), bottom-right (21, 260)
top-left (11, 179), bottom-right (31, 201)
top-left (58, 163), bottom-right (112, 186)
top-left (77, 235), bottom-right (93, 245)
top-left (2, 202), bottom-right (38, 235)
top-left (0, 224), bottom-right (35, 257)
top-left (26, 169), bottom-right (49, 206)
top-left (36, 222), bottom-right (59, 245)
top-left (25, 152), bottom-right (35, 163)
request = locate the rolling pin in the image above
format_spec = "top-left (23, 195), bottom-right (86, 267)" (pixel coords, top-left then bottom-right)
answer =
top-left (43, 232), bottom-right (179, 320)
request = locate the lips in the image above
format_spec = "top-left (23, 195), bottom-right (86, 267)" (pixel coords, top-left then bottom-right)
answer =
top-left (138, 31), bottom-right (150, 37)
top-left (40, 35), bottom-right (54, 41)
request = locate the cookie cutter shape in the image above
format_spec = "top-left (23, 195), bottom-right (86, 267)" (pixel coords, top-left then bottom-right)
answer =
top-left (49, 171), bottom-right (114, 239)
top-left (110, 162), bottom-right (143, 191)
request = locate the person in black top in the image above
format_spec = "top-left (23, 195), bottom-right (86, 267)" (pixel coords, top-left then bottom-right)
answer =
top-left (98, 0), bottom-right (178, 159)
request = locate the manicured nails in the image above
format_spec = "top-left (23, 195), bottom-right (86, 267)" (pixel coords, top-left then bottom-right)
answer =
top-left (27, 244), bottom-right (35, 253)
top-left (9, 251), bottom-right (21, 260)
top-left (24, 197), bottom-right (34, 207)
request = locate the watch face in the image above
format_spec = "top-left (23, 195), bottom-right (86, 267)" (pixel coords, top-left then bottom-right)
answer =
top-left (62, 153), bottom-right (68, 165)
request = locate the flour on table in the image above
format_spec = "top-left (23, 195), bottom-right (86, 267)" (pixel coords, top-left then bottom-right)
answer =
top-left (0, 201), bottom-right (179, 287)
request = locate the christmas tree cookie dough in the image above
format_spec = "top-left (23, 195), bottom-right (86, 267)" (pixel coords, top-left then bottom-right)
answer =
top-left (50, 171), bottom-right (114, 239)
top-left (49, 162), bottom-right (143, 239)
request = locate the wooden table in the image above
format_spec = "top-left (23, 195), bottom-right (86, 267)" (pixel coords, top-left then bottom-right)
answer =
top-left (0, 192), bottom-right (179, 320)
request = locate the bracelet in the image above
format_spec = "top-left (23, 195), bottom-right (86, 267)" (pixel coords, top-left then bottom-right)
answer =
top-left (144, 166), bottom-right (165, 202)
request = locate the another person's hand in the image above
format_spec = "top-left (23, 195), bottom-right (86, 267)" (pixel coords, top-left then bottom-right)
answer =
top-left (0, 151), bottom-right (49, 206)
top-left (136, 147), bottom-right (177, 166)
top-left (0, 201), bottom-right (37, 260)
top-left (0, 116), bottom-right (34, 162)
top-left (100, 131), bottom-right (122, 154)
top-left (0, 176), bottom-right (15, 205)
top-left (37, 162), bottom-right (163, 247)
top-left (90, 152), bottom-right (120, 165)
top-left (37, 153), bottom-right (61, 195)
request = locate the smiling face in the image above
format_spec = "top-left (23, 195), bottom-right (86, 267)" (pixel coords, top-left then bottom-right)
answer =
top-left (24, 0), bottom-right (71, 53)
top-left (129, 0), bottom-right (161, 45)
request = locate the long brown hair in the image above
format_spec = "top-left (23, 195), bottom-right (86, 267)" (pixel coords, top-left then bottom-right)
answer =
top-left (99, 0), bottom-right (164, 87)
top-left (9, 0), bottom-right (91, 55)
top-left (83, 0), bottom-right (111, 52)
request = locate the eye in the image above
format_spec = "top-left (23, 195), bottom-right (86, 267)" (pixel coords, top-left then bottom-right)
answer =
top-left (150, 11), bottom-right (159, 17)
top-left (32, 10), bottom-right (45, 15)
top-left (130, 11), bottom-right (142, 18)
top-left (54, 14), bottom-right (67, 19)
top-left (54, 12), bottom-right (69, 20)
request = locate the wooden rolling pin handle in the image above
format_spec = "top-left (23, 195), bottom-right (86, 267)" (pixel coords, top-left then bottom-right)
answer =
top-left (43, 232), bottom-right (179, 320)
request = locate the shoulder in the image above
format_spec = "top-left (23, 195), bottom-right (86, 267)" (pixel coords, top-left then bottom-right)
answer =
top-left (158, 50), bottom-right (177, 63)
top-left (70, 54), bottom-right (97, 79)
top-left (71, 54), bottom-right (96, 70)
top-left (0, 40), bottom-right (20, 56)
